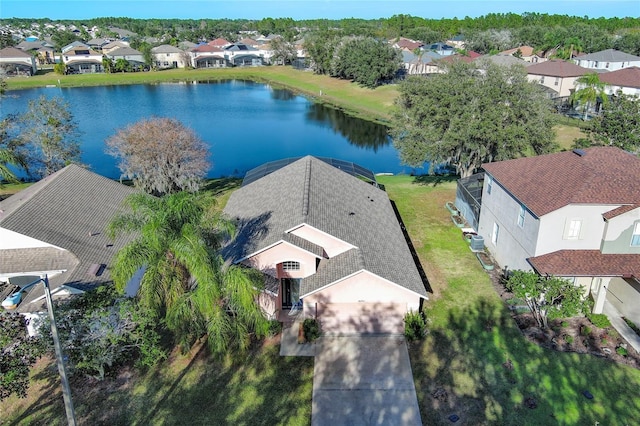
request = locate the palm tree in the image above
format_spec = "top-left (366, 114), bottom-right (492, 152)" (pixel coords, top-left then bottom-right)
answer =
top-left (108, 191), bottom-right (269, 352)
top-left (0, 149), bottom-right (19, 184)
top-left (570, 73), bottom-right (609, 121)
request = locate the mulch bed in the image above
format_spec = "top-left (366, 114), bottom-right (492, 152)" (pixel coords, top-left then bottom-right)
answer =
top-left (487, 266), bottom-right (640, 369)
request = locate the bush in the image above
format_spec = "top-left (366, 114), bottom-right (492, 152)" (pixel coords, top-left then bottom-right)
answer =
top-left (616, 346), bottom-right (628, 357)
top-left (267, 320), bottom-right (282, 337)
top-left (404, 310), bottom-right (427, 341)
top-left (581, 325), bottom-right (592, 336)
top-left (587, 313), bottom-right (611, 329)
top-left (302, 318), bottom-right (321, 342)
top-left (564, 335), bottom-right (574, 344)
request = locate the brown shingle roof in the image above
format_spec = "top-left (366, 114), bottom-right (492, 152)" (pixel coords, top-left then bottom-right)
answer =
top-left (0, 46), bottom-right (32, 58)
top-left (527, 60), bottom-right (591, 77)
top-left (528, 250), bottom-right (640, 278)
top-left (482, 147), bottom-right (640, 217)
top-left (603, 204), bottom-right (640, 220)
top-left (599, 66), bottom-right (640, 89)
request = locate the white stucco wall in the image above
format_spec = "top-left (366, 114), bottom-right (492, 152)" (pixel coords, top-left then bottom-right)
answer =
top-left (0, 228), bottom-right (58, 250)
top-left (288, 224), bottom-right (354, 257)
top-left (535, 204), bottom-right (616, 255)
top-left (574, 58), bottom-right (640, 72)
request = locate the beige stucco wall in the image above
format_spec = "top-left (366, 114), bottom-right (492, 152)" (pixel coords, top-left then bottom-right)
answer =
top-left (527, 73), bottom-right (579, 98)
top-left (303, 270), bottom-right (421, 317)
top-left (289, 224), bottom-right (354, 257)
top-left (244, 241), bottom-right (317, 278)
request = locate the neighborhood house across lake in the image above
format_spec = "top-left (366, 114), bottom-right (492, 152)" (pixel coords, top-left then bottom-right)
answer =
top-left (1, 81), bottom-right (422, 179)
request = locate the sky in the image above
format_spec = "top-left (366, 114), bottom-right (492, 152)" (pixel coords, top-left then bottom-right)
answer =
top-left (1, 0), bottom-right (639, 21)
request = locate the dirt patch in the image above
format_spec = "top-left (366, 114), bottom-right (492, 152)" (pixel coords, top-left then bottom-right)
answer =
top-left (488, 266), bottom-right (640, 369)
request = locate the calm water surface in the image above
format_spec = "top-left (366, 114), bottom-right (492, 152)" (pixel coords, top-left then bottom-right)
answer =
top-left (1, 81), bottom-right (424, 179)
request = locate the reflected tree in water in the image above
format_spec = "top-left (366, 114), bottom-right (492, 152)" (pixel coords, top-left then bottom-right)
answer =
top-left (306, 103), bottom-right (390, 152)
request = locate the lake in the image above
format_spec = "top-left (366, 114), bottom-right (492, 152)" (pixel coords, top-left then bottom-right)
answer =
top-left (1, 80), bottom-right (425, 179)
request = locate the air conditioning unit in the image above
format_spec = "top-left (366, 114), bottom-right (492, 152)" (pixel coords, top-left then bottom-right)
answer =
top-left (470, 235), bottom-right (485, 252)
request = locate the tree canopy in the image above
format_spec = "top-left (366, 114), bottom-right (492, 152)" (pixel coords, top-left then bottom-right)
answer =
top-left (504, 270), bottom-right (587, 329)
top-left (106, 117), bottom-right (210, 196)
top-left (570, 72), bottom-right (608, 120)
top-left (15, 95), bottom-right (81, 178)
top-left (330, 36), bottom-right (402, 88)
top-left (391, 60), bottom-right (557, 177)
top-left (108, 191), bottom-right (269, 353)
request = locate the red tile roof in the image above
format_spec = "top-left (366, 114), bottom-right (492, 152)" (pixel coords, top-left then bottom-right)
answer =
top-left (527, 60), bottom-right (591, 77)
top-left (599, 66), bottom-right (640, 89)
top-left (482, 147), bottom-right (640, 217)
top-left (192, 44), bottom-right (223, 53)
top-left (439, 51), bottom-right (480, 64)
top-left (208, 38), bottom-right (230, 47)
top-left (528, 250), bottom-right (640, 278)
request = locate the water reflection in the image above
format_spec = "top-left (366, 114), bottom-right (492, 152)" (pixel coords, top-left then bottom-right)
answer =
top-left (306, 103), bottom-right (390, 152)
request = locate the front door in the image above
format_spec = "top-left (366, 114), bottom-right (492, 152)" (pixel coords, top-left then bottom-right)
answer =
top-left (282, 278), bottom-right (301, 308)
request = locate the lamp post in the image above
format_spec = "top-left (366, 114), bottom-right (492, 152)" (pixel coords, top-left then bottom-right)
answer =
top-left (2, 275), bottom-right (76, 426)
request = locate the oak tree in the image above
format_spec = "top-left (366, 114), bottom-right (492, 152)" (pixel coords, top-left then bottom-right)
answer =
top-left (106, 117), bottom-right (210, 196)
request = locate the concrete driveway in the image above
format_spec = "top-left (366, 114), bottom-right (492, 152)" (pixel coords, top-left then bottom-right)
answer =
top-left (312, 336), bottom-right (422, 426)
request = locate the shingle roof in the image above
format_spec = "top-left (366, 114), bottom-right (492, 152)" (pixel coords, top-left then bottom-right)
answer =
top-left (602, 204), bottom-right (640, 220)
top-left (223, 156), bottom-right (427, 298)
top-left (482, 147), bottom-right (640, 217)
top-left (577, 49), bottom-right (640, 63)
top-left (0, 165), bottom-right (137, 310)
top-left (151, 44), bottom-right (183, 54)
top-left (500, 46), bottom-right (538, 57)
top-left (528, 250), bottom-right (640, 279)
top-left (0, 47), bottom-right (31, 58)
top-left (599, 66), bottom-right (640, 89)
top-left (527, 60), bottom-right (591, 77)
top-left (107, 46), bottom-right (143, 57)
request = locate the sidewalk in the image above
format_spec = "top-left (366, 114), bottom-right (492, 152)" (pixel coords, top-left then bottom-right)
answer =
top-left (279, 317), bottom-right (316, 357)
top-left (603, 302), bottom-right (640, 353)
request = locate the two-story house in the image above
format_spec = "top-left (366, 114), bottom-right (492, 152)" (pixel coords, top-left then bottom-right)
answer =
top-left (222, 156), bottom-right (428, 335)
top-left (151, 44), bottom-right (188, 69)
top-left (599, 66), bottom-right (640, 96)
top-left (475, 147), bottom-right (640, 323)
top-left (526, 60), bottom-right (591, 99)
top-left (574, 49), bottom-right (640, 72)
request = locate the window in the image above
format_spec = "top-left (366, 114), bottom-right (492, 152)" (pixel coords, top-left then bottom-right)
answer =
top-left (554, 77), bottom-right (559, 86)
top-left (540, 76), bottom-right (545, 84)
top-left (565, 219), bottom-right (582, 240)
top-left (605, 62), bottom-right (610, 69)
top-left (492, 222), bottom-right (500, 245)
top-left (486, 175), bottom-right (493, 194)
top-left (282, 261), bottom-right (300, 271)
top-left (517, 205), bottom-right (526, 227)
top-left (632, 222), bottom-right (640, 247)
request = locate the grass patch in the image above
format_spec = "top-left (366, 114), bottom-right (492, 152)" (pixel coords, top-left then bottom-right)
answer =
top-left (554, 124), bottom-right (587, 151)
top-left (379, 175), bottom-right (640, 426)
top-left (5, 338), bottom-right (313, 425)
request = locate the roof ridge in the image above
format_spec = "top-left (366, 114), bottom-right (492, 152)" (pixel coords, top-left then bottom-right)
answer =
top-left (302, 157), bottom-right (311, 217)
top-left (0, 165), bottom-right (71, 222)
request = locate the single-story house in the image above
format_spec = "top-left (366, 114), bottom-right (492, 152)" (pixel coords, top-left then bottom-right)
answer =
top-left (0, 46), bottom-right (37, 76)
top-left (0, 164), bottom-right (137, 313)
top-left (106, 46), bottom-right (146, 69)
top-left (222, 156), bottom-right (429, 335)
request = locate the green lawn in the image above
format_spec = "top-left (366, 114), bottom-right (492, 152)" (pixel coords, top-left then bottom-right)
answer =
top-left (4, 175), bottom-right (640, 425)
top-left (378, 175), bottom-right (640, 426)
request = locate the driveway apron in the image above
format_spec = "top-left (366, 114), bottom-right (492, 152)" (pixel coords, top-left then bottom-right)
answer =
top-left (312, 336), bottom-right (421, 426)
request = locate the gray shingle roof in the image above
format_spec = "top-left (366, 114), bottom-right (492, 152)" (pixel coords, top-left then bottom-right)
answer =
top-left (0, 165), bottom-right (137, 310)
top-left (576, 49), bottom-right (640, 63)
top-left (223, 156), bottom-right (427, 298)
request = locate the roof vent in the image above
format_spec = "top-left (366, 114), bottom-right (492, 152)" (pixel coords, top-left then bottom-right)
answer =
top-left (572, 149), bottom-right (586, 157)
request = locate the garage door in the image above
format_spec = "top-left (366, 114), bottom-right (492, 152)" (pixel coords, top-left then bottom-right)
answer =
top-left (317, 302), bottom-right (406, 335)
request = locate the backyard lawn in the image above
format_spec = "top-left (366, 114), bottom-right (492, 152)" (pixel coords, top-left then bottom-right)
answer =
top-left (378, 175), bottom-right (640, 426)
